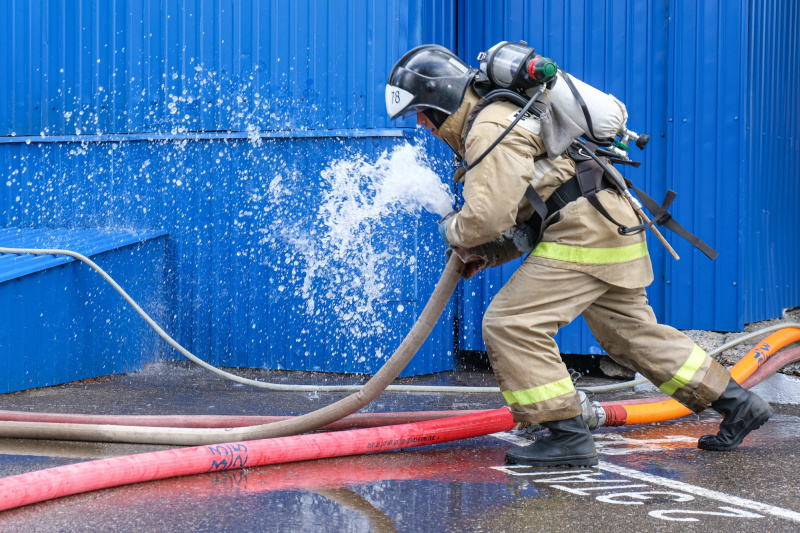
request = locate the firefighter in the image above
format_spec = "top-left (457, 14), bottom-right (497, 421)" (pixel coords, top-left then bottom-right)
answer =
top-left (385, 44), bottom-right (773, 467)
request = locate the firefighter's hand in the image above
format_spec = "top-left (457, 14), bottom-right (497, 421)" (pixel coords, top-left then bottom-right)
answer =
top-left (451, 246), bottom-right (488, 280)
top-left (462, 259), bottom-right (485, 280)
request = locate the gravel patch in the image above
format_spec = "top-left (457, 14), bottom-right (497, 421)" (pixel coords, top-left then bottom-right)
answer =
top-left (682, 307), bottom-right (800, 375)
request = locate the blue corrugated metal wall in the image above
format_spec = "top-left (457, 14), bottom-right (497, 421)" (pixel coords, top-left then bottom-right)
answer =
top-left (0, 0), bottom-right (455, 135)
top-left (0, 0), bottom-right (459, 378)
top-left (455, 0), bottom-right (772, 353)
top-left (744, 0), bottom-right (800, 323)
top-left (664, 0), bottom-right (747, 331)
top-left (1, 0), bottom-right (796, 382)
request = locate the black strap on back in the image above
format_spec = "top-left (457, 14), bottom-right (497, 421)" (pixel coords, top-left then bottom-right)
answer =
top-left (625, 182), bottom-right (719, 260)
top-left (576, 142), bottom-right (718, 260)
top-left (521, 173), bottom-right (612, 247)
top-left (524, 184), bottom-right (549, 223)
top-left (522, 167), bottom-right (553, 247)
top-left (560, 70), bottom-right (596, 142)
top-left (559, 142), bottom-right (718, 260)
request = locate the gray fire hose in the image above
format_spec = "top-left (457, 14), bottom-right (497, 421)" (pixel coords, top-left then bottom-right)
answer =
top-left (0, 246), bottom-right (464, 445)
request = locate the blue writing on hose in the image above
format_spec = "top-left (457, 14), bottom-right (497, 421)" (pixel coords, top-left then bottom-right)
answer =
top-left (207, 444), bottom-right (249, 471)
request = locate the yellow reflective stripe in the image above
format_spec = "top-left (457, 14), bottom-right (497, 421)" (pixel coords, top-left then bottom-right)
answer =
top-left (659, 345), bottom-right (707, 395)
top-left (532, 241), bottom-right (649, 264)
top-left (502, 376), bottom-right (576, 406)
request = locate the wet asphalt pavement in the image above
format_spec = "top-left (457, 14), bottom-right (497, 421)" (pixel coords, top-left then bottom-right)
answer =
top-left (0, 362), bottom-right (798, 532)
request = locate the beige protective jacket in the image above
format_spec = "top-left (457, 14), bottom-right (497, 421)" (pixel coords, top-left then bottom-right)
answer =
top-left (438, 89), bottom-right (653, 289)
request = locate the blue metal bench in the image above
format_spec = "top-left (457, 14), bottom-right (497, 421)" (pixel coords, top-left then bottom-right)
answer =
top-left (0, 227), bottom-right (169, 393)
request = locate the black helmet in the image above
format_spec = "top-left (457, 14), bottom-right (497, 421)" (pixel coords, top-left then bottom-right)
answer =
top-left (386, 45), bottom-right (477, 128)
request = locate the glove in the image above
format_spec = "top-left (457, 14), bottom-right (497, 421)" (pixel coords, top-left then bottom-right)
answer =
top-left (451, 245), bottom-right (488, 280)
top-left (437, 210), bottom-right (458, 247)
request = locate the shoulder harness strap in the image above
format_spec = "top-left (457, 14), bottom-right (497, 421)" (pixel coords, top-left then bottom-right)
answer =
top-left (559, 70), bottom-right (597, 142)
top-left (462, 97), bottom-right (492, 146)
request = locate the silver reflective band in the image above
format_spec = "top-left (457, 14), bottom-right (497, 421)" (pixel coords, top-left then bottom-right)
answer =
top-left (385, 85), bottom-right (415, 117)
top-left (448, 57), bottom-right (469, 74)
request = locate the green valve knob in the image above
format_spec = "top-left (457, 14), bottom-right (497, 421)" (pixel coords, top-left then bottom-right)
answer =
top-left (528, 56), bottom-right (557, 84)
top-left (614, 140), bottom-right (630, 151)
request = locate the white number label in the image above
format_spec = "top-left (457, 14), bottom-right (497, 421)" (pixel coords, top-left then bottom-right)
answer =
top-left (385, 85), bottom-right (414, 116)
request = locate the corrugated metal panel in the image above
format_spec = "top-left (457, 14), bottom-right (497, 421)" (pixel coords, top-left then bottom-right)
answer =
top-left (665, 0), bottom-right (745, 331)
top-left (0, 1), bottom-right (458, 378)
top-left (0, 0), bottom-right (452, 136)
top-left (744, 0), bottom-right (800, 323)
top-left (0, 231), bottom-right (167, 393)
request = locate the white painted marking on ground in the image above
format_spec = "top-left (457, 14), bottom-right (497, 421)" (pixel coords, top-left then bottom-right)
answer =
top-left (550, 484), bottom-right (649, 496)
top-left (489, 431), bottom-right (532, 446)
top-left (593, 434), bottom-right (697, 445)
top-left (492, 431), bottom-right (800, 523)
top-left (597, 463), bottom-right (800, 523)
top-left (648, 506), bottom-right (764, 522)
top-left (595, 490), bottom-right (695, 505)
top-left (489, 466), bottom-right (594, 476)
top-left (515, 472), bottom-right (625, 484)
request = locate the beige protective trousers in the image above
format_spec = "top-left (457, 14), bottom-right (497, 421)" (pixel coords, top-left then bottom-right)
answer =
top-left (483, 260), bottom-right (731, 424)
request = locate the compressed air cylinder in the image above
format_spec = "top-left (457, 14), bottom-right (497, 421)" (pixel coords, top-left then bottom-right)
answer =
top-left (544, 72), bottom-right (629, 143)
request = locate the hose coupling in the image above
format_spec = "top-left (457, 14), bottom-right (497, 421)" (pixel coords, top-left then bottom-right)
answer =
top-left (579, 390), bottom-right (607, 430)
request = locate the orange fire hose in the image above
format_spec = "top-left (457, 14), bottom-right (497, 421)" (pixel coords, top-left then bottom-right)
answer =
top-left (603, 327), bottom-right (800, 426)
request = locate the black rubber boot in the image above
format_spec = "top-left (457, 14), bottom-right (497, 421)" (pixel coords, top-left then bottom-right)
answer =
top-left (697, 378), bottom-right (774, 451)
top-left (505, 415), bottom-right (598, 467)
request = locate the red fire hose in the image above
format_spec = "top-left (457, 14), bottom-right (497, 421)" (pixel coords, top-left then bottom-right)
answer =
top-left (0, 408), bottom-right (515, 513)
